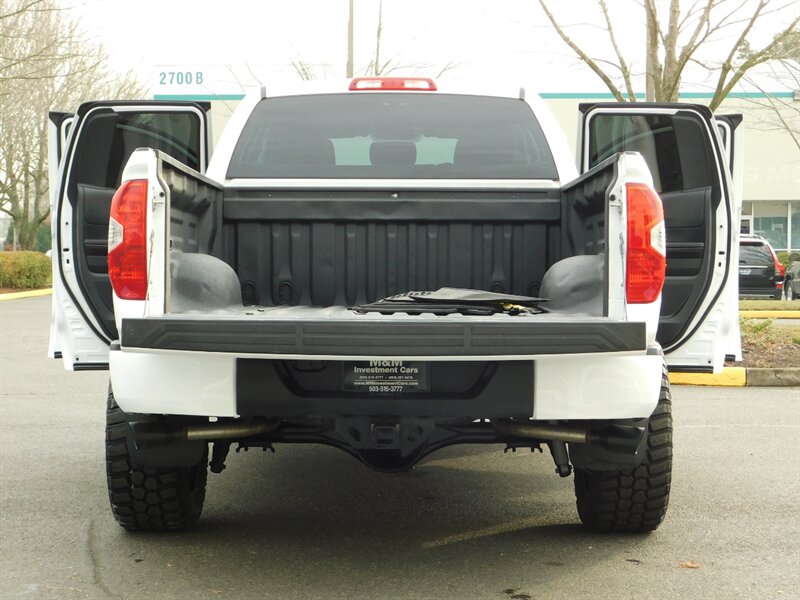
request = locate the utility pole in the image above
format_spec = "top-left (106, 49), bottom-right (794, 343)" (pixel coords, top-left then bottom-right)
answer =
top-left (347, 0), bottom-right (354, 78)
top-left (373, 0), bottom-right (383, 76)
top-left (645, 0), bottom-right (657, 101)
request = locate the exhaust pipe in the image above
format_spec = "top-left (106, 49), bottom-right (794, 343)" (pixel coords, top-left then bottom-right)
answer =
top-left (130, 419), bottom-right (280, 449)
top-left (492, 420), bottom-right (644, 455)
top-left (184, 421), bottom-right (280, 440)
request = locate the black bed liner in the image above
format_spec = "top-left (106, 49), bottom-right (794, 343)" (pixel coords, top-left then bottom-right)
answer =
top-left (120, 310), bottom-right (645, 356)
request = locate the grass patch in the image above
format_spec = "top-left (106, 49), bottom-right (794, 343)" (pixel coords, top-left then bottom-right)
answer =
top-left (739, 300), bottom-right (797, 311)
top-left (734, 318), bottom-right (800, 368)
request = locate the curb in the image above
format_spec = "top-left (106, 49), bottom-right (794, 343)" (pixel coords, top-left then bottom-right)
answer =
top-left (0, 288), bottom-right (53, 301)
top-left (739, 310), bottom-right (800, 319)
top-left (670, 367), bottom-right (800, 387)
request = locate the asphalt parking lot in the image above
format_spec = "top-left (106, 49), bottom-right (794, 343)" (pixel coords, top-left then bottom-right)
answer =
top-left (1, 296), bottom-right (799, 600)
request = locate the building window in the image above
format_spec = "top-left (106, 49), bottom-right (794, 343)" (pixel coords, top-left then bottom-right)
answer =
top-left (753, 201), bottom-right (790, 251)
top-left (753, 216), bottom-right (786, 249)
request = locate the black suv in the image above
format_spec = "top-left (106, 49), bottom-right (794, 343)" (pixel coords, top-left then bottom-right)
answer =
top-left (739, 235), bottom-right (784, 300)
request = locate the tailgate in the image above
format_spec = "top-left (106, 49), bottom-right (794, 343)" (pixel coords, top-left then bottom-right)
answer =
top-left (120, 307), bottom-right (645, 358)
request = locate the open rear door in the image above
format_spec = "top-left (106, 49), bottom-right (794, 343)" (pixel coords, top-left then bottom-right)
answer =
top-left (716, 114), bottom-right (744, 361)
top-left (578, 103), bottom-right (737, 373)
top-left (50, 101), bottom-right (209, 370)
top-left (47, 111), bottom-right (74, 361)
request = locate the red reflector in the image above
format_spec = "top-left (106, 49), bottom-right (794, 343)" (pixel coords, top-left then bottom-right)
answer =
top-left (349, 77), bottom-right (437, 91)
top-left (108, 179), bottom-right (148, 300)
top-left (626, 182), bottom-right (666, 304)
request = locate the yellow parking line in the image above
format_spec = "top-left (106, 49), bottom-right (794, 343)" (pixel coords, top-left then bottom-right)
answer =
top-left (0, 288), bottom-right (53, 301)
top-left (739, 310), bottom-right (800, 318)
top-left (669, 367), bottom-right (746, 387)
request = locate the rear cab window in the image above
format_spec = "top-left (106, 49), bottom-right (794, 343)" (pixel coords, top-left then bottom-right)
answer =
top-left (226, 94), bottom-right (558, 180)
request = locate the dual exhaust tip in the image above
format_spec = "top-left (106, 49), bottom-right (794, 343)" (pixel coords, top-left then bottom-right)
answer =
top-left (492, 420), bottom-right (645, 455)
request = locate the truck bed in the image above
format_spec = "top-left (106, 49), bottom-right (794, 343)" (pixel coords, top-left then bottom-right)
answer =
top-left (222, 189), bottom-right (565, 307)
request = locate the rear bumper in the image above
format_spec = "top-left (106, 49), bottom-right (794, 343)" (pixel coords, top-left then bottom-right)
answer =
top-left (739, 286), bottom-right (781, 299)
top-left (109, 347), bottom-right (663, 421)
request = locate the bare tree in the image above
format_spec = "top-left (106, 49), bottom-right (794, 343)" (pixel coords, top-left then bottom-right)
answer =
top-left (0, 0), bottom-right (69, 90)
top-left (538, 0), bottom-right (800, 110)
top-left (741, 34), bottom-right (800, 149)
top-left (292, 0), bottom-right (460, 81)
top-left (368, 0), bottom-right (384, 76)
top-left (363, 0), bottom-right (456, 77)
top-left (0, 0), bottom-right (144, 250)
top-left (290, 57), bottom-right (319, 81)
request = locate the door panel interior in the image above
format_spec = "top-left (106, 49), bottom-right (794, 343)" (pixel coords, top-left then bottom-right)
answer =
top-left (585, 108), bottom-right (722, 349)
top-left (65, 107), bottom-right (203, 339)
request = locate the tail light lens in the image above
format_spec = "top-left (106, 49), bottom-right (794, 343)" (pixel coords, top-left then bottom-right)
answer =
top-left (770, 249), bottom-right (785, 279)
top-left (626, 182), bottom-right (666, 304)
top-left (108, 179), bottom-right (148, 300)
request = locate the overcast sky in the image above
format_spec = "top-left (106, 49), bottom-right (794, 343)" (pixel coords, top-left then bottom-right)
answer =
top-left (62, 0), bottom-right (798, 97)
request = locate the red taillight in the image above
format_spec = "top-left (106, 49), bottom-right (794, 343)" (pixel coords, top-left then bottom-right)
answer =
top-left (626, 182), bottom-right (666, 304)
top-left (349, 77), bottom-right (437, 91)
top-left (771, 250), bottom-right (785, 278)
top-left (108, 179), bottom-right (148, 300)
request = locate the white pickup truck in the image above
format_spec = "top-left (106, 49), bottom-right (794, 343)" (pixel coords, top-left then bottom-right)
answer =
top-left (48, 77), bottom-right (741, 533)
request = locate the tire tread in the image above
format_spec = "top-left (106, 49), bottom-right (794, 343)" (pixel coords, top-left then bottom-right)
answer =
top-left (105, 387), bottom-right (207, 532)
top-left (574, 363), bottom-right (672, 533)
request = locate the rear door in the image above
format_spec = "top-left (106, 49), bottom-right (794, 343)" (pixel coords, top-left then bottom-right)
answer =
top-left (50, 101), bottom-right (209, 370)
top-left (47, 112), bottom-right (75, 360)
top-left (578, 103), bottom-right (737, 373)
top-left (716, 115), bottom-right (743, 360)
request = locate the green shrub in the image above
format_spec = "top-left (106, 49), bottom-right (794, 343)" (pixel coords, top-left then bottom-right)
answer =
top-left (778, 251), bottom-right (800, 267)
top-left (0, 251), bottom-right (51, 289)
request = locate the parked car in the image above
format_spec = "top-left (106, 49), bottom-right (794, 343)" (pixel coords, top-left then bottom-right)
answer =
top-left (738, 234), bottom-right (784, 299)
top-left (784, 253), bottom-right (800, 300)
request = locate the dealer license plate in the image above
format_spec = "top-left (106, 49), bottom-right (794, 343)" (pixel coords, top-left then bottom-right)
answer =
top-left (342, 361), bottom-right (429, 393)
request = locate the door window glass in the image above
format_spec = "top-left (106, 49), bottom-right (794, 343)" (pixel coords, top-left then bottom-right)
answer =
top-left (71, 110), bottom-right (200, 191)
top-left (588, 112), bottom-right (715, 194)
top-left (107, 112), bottom-right (200, 185)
